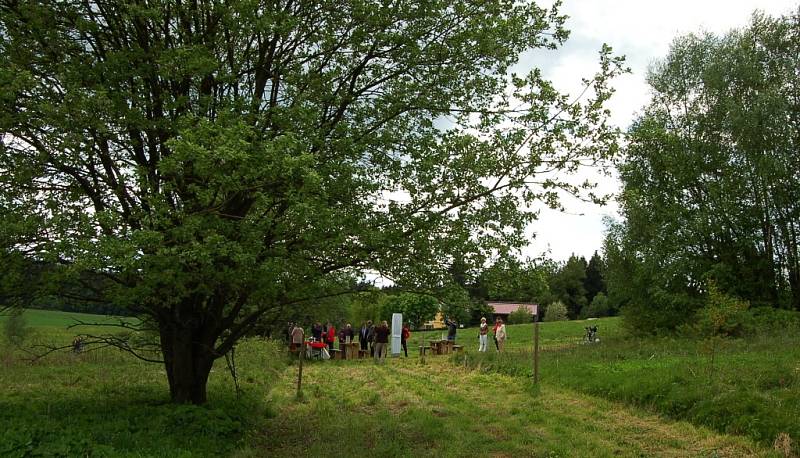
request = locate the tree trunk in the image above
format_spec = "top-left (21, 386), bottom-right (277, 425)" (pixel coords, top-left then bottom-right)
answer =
top-left (159, 321), bottom-right (217, 404)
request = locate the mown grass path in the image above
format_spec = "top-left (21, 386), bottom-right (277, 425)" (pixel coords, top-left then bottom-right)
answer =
top-left (252, 357), bottom-right (776, 457)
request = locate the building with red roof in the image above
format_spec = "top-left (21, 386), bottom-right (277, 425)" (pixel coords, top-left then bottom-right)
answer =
top-left (487, 302), bottom-right (538, 321)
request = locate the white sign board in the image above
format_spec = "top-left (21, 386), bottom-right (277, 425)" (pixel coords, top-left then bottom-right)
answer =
top-left (391, 313), bottom-right (402, 356)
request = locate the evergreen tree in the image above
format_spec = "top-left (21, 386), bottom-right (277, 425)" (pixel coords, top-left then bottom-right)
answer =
top-left (584, 251), bottom-right (606, 305)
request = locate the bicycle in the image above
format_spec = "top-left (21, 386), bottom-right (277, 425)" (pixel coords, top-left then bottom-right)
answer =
top-left (583, 325), bottom-right (599, 343)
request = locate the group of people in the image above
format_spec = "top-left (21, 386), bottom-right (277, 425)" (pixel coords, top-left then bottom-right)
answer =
top-left (357, 320), bottom-right (415, 360)
top-left (443, 316), bottom-right (508, 352)
top-left (478, 317), bottom-right (507, 352)
top-left (287, 316), bottom-right (509, 361)
top-left (286, 320), bottom-right (413, 362)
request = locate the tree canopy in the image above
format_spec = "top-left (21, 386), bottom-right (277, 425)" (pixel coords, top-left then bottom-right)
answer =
top-left (0, 1), bottom-right (623, 403)
top-left (608, 10), bottom-right (800, 333)
top-left (383, 293), bottom-right (438, 329)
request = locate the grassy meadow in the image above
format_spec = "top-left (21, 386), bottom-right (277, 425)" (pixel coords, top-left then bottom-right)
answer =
top-left (459, 319), bottom-right (800, 455)
top-left (0, 309), bottom-right (285, 457)
top-left (412, 317), bottom-right (625, 352)
top-left (1, 309), bottom-right (797, 456)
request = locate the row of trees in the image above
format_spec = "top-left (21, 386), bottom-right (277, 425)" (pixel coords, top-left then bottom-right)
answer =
top-left (606, 10), bottom-right (800, 333)
top-left (1, 249), bottom-right (614, 331)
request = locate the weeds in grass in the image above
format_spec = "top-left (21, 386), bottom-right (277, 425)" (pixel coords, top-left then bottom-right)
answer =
top-left (463, 333), bottom-right (800, 454)
top-left (773, 432), bottom-right (795, 458)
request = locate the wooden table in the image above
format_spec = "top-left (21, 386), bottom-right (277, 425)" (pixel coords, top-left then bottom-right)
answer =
top-left (342, 342), bottom-right (360, 360)
top-left (429, 340), bottom-right (454, 355)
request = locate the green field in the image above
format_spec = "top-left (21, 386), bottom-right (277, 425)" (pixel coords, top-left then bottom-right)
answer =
top-left (460, 323), bottom-right (800, 454)
top-left (1, 309), bottom-right (281, 457)
top-left (1, 310), bottom-right (796, 456)
top-left (413, 317), bottom-right (624, 352)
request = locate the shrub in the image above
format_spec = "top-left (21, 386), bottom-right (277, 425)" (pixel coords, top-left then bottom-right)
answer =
top-left (3, 309), bottom-right (29, 345)
top-left (581, 293), bottom-right (611, 318)
top-left (694, 282), bottom-right (751, 338)
top-left (622, 287), bottom-right (702, 336)
top-left (543, 301), bottom-right (568, 322)
top-left (507, 306), bottom-right (533, 324)
top-left (749, 307), bottom-right (800, 335)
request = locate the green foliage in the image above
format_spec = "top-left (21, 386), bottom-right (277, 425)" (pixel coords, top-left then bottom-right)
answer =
top-left (346, 290), bottom-right (388, 326)
top-left (3, 309), bottom-right (28, 345)
top-left (749, 306), bottom-right (800, 334)
top-left (693, 282), bottom-right (752, 338)
top-left (478, 257), bottom-right (550, 303)
top-left (383, 293), bottom-right (438, 328)
top-left (543, 301), bottom-right (568, 322)
top-left (452, 255), bottom-right (550, 325)
top-left (438, 286), bottom-right (472, 325)
top-left (581, 292), bottom-right (611, 318)
top-left (612, 10), bottom-right (800, 338)
top-left (583, 251), bottom-right (606, 305)
top-left (548, 255), bottom-right (588, 319)
top-left (467, 299), bottom-right (496, 327)
top-left (0, 0), bottom-right (625, 403)
top-left (507, 305), bottom-right (533, 324)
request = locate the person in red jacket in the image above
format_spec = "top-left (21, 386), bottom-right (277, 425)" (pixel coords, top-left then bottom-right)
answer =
top-left (326, 322), bottom-right (336, 351)
top-left (401, 323), bottom-right (411, 357)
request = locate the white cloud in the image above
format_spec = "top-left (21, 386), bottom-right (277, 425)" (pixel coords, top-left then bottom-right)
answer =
top-left (519, 0), bottom-right (798, 262)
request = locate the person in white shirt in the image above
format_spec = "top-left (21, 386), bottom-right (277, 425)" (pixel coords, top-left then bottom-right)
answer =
top-left (478, 317), bottom-right (489, 352)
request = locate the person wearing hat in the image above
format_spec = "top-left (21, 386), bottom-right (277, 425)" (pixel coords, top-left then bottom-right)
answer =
top-left (478, 317), bottom-right (489, 352)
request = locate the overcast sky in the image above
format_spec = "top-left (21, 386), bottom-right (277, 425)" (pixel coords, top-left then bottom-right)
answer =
top-left (520, 0), bottom-right (799, 263)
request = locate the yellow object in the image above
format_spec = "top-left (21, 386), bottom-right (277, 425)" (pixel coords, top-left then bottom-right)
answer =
top-left (423, 312), bottom-right (446, 330)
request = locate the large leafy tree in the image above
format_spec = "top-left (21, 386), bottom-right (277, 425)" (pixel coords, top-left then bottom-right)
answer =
top-left (0, 1), bottom-right (623, 403)
top-left (611, 10), bottom-right (800, 332)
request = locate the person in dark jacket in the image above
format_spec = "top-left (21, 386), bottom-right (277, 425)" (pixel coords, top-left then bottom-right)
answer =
top-left (311, 322), bottom-right (323, 341)
top-left (445, 317), bottom-right (458, 341)
top-left (338, 323), bottom-right (355, 351)
top-left (358, 321), bottom-right (370, 351)
top-left (286, 322), bottom-right (294, 345)
top-left (373, 320), bottom-right (390, 362)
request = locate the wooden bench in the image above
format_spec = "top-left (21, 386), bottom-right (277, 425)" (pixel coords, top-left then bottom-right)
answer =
top-left (330, 349), bottom-right (343, 360)
top-left (418, 346), bottom-right (432, 356)
top-left (358, 349), bottom-right (369, 359)
top-left (452, 345), bottom-right (464, 353)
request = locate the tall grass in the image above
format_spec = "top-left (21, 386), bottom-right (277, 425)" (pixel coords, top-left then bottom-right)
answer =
top-left (461, 325), bottom-right (800, 453)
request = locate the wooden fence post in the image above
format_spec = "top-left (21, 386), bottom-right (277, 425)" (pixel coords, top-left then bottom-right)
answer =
top-left (419, 326), bottom-right (426, 364)
top-left (533, 314), bottom-right (540, 384)
top-left (297, 342), bottom-right (304, 399)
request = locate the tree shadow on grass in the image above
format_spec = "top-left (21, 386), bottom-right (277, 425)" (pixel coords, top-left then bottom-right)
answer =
top-left (0, 385), bottom-right (264, 457)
